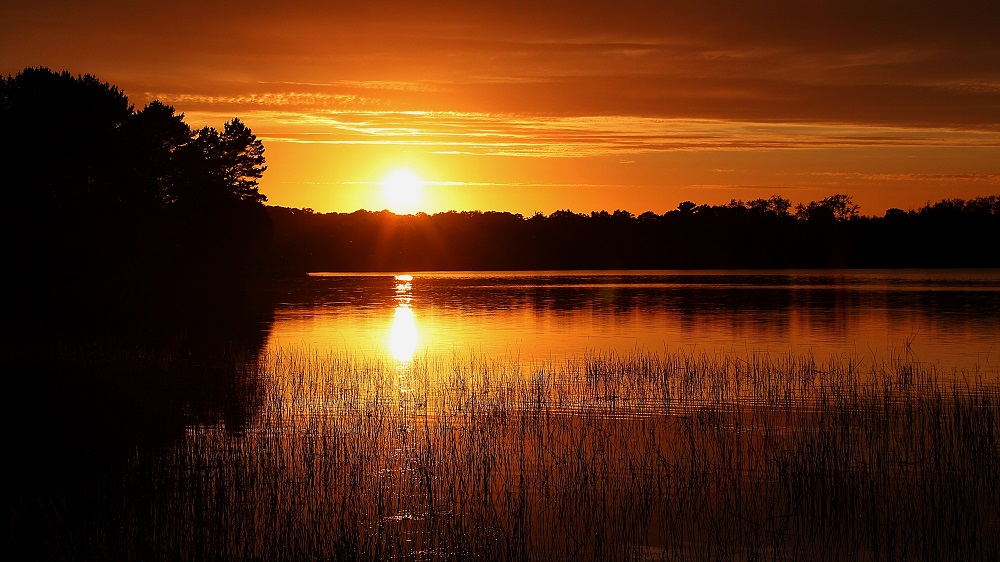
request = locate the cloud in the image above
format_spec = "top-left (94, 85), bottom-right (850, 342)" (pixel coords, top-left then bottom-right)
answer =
top-left (792, 172), bottom-right (1000, 183)
top-left (6, 0), bottom-right (999, 129)
top-left (171, 101), bottom-right (1000, 159)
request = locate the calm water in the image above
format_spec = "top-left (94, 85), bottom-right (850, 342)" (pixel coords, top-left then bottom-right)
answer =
top-left (268, 269), bottom-right (1000, 373)
top-left (11, 270), bottom-right (1000, 560)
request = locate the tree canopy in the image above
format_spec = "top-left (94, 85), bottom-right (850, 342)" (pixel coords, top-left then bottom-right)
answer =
top-left (0, 67), bottom-right (270, 280)
top-left (267, 194), bottom-right (1000, 272)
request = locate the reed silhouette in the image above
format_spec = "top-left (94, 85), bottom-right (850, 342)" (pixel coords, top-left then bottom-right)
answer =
top-left (7, 347), bottom-right (999, 560)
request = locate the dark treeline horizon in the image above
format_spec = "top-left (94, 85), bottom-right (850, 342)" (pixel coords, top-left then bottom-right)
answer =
top-left (4, 67), bottom-right (998, 283)
top-left (268, 193), bottom-right (1000, 272)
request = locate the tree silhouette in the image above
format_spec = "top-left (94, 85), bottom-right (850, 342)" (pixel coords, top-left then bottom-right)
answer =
top-left (795, 193), bottom-right (860, 222)
top-left (677, 201), bottom-right (697, 214)
top-left (0, 67), bottom-right (270, 280)
top-left (747, 195), bottom-right (792, 216)
top-left (122, 100), bottom-right (193, 211)
top-left (173, 119), bottom-right (267, 210)
top-left (220, 118), bottom-right (267, 203)
top-left (267, 193), bottom-right (998, 272)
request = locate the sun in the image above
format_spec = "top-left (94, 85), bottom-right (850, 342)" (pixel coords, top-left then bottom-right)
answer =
top-left (381, 169), bottom-right (424, 214)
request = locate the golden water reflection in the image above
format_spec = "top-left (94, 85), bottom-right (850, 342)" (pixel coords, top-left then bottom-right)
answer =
top-left (389, 305), bottom-right (418, 362)
top-left (269, 271), bottom-right (1000, 373)
top-left (389, 274), bottom-right (418, 363)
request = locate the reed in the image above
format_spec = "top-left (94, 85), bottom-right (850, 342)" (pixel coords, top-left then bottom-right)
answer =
top-left (10, 345), bottom-right (1000, 560)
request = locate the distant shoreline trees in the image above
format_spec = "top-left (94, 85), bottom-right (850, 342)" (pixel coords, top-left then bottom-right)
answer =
top-left (0, 67), bottom-right (270, 282)
top-left (268, 194), bottom-right (1000, 272)
top-left (3, 67), bottom-right (996, 278)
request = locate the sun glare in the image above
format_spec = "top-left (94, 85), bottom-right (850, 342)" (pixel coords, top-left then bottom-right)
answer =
top-left (381, 169), bottom-right (423, 214)
top-left (389, 305), bottom-right (418, 363)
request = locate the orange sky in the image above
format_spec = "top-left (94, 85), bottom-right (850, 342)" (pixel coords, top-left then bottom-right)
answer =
top-left (3, 0), bottom-right (999, 215)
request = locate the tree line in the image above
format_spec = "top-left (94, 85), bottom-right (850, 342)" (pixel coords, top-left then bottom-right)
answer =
top-left (4, 67), bottom-right (996, 279)
top-left (1, 67), bottom-right (271, 283)
top-left (268, 194), bottom-right (1000, 272)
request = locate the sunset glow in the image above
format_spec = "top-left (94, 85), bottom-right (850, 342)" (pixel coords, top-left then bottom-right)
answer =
top-left (6, 2), bottom-right (1000, 556)
top-left (3, 1), bottom-right (999, 215)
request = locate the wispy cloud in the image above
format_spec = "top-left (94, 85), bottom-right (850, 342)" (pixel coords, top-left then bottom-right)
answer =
top-left (147, 92), bottom-right (387, 109)
top-left (7, 0), bottom-right (1000, 130)
top-left (790, 172), bottom-right (1000, 183)
top-left (173, 102), bottom-right (1000, 158)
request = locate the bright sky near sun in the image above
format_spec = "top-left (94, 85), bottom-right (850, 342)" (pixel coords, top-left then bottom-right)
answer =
top-left (3, 0), bottom-right (1000, 215)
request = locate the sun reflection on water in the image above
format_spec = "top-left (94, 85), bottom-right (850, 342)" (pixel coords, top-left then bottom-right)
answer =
top-left (389, 305), bottom-right (418, 362)
top-left (389, 274), bottom-right (418, 363)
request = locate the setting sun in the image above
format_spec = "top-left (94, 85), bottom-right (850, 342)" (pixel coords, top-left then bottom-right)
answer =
top-left (381, 169), bottom-right (424, 214)
top-left (5, 0), bottom-right (1000, 558)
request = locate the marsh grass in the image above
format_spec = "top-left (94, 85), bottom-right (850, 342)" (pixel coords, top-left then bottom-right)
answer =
top-left (9, 346), bottom-right (1000, 561)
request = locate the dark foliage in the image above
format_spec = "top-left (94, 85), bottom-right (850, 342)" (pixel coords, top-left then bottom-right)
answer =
top-left (0, 67), bottom-right (271, 282)
top-left (268, 194), bottom-right (1000, 272)
top-left (0, 68), bottom-right (281, 561)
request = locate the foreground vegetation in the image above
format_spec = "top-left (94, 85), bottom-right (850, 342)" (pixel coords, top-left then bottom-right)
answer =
top-left (11, 345), bottom-right (998, 560)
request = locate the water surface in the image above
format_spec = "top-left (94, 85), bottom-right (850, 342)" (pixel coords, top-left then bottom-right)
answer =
top-left (268, 270), bottom-right (1000, 373)
top-left (11, 270), bottom-right (1000, 560)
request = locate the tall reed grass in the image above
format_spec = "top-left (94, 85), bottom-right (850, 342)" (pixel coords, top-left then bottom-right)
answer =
top-left (15, 346), bottom-right (1000, 560)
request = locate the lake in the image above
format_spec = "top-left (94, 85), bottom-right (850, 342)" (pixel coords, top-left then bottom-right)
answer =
top-left (269, 269), bottom-right (1000, 374)
top-left (9, 268), bottom-right (1000, 560)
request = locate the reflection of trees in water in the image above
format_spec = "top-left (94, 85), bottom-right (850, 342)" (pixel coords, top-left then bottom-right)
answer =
top-left (3, 282), bottom-right (276, 559)
top-left (275, 274), bottom-right (1000, 364)
top-left (6, 280), bottom-right (276, 431)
